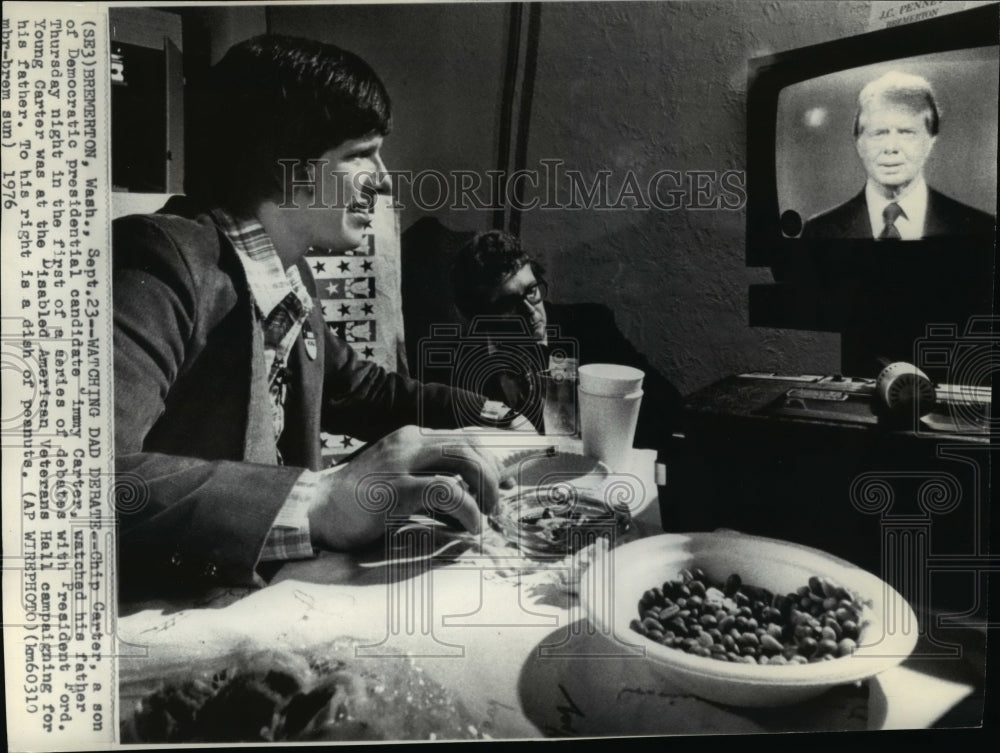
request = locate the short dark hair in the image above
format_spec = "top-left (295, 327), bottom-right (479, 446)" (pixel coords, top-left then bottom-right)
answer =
top-left (853, 71), bottom-right (939, 139)
top-left (451, 230), bottom-right (546, 318)
top-left (185, 35), bottom-right (392, 214)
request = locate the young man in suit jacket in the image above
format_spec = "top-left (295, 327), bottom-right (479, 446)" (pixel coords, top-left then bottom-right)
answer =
top-left (113, 36), bottom-right (509, 598)
top-left (801, 70), bottom-right (995, 240)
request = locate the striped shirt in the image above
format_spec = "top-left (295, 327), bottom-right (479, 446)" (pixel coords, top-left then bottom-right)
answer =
top-left (213, 209), bottom-right (317, 563)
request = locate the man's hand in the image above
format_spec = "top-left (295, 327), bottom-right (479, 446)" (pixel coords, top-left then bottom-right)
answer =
top-left (498, 372), bottom-right (532, 415)
top-left (307, 426), bottom-right (508, 551)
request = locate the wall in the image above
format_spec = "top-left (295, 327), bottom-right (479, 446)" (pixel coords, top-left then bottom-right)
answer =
top-left (519, 0), bottom-right (872, 395)
top-left (269, 2), bottom-right (509, 233)
top-left (205, 1), bottom-right (881, 397)
top-left (199, 5), bottom-right (267, 64)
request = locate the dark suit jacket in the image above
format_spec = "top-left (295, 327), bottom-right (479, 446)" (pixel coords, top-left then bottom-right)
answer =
top-left (799, 187), bottom-right (995, 374)
top-left (801, 187), bottom-right (996, 240)
top-left (113, 197), bottom-right (484, 597)
top-left (417, 302), bottom-right (683, 457)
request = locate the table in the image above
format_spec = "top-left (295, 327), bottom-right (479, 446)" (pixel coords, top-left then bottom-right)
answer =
top-left (116, 435), bottom-right (984, 741)
top-left (667, 373), bottom-right (990, 610)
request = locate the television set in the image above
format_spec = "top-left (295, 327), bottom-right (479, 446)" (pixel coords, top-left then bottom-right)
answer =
top-left (745, 4), bottom-right (998, 377)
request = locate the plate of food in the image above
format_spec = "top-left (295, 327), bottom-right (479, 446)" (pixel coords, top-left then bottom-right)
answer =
top-left (578, 531), bottom-right (918, 707)
top-left (120, 639), bottom-right (489, 743)
top-left (502, 447), bottom-right (610, 489)
top-left (489, 484), bottom-right (636, 558)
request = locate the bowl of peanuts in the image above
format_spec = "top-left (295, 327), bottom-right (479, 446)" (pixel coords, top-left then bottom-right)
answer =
top-left (579, 531), bottom-right (918, 707)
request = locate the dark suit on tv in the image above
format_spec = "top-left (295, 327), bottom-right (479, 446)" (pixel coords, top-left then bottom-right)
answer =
top-left (798, 188), bottom-right (994, 375)
top-left (113, 197), bottom-right (483, 597)
top-left (800, 187), bottom-right (996, 240)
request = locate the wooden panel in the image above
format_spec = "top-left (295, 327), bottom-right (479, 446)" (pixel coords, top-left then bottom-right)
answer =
top-left (164, 38), bottom-right (185, 194)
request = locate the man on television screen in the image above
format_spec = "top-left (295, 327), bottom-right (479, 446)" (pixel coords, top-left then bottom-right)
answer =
top-left (801, 71), bottom-right (995, 240)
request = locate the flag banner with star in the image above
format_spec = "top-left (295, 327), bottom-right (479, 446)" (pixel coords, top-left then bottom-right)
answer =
top-left (305, 201), bottom-right (407, 466)
top-left (315, 276), bottom-right (376, 300)
top-left (329, 319), bottom-right (377, 343)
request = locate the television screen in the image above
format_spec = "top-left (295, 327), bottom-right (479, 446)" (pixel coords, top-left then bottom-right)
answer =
top-left (776, 46), bottom-right (998, 240)
top-left (747, 3), bottom-right (999, 264)
top-left (746, 5), bottom-right (998, 373)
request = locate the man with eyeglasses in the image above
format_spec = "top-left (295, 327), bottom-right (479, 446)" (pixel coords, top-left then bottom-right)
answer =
top-left (446, 230), bottom-right (684, 454)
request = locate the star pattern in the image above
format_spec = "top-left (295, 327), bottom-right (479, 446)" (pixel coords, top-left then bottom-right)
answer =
top-left (315, 225), bottom-right (395, 462)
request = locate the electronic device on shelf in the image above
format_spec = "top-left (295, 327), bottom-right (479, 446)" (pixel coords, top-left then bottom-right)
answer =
top-left (667, 370), bottom-right (991, 607)
top-left (737, 368), bottom-right (990, 435)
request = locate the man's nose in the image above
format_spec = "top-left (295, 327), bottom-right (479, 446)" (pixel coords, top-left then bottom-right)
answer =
top-left (365, 155), bottom-right (392, 194)
top-left (882, 132), bottom-right (900, 152)
top-left (520, 298), bottom-right (542, 320)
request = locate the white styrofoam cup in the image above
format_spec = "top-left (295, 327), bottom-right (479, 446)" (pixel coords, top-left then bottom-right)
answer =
top-left (577, 363), bottom-right (645, 397)
top-left (579, 387), bottom-right (644, 471)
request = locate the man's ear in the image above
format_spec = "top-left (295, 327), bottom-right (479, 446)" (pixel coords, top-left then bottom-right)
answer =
top-left (292, 161), bottom-right (317, 191)
top-left (269, 158), bottom-right (319, 208)
top-left (280, 159), bottom-right (325, 209)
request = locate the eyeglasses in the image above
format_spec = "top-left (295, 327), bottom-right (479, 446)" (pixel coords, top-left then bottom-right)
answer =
top-left (486, 280), bottom-right (548, 315)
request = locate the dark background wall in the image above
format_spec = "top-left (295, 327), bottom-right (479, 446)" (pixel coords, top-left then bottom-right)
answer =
top-left (514, 0), bottom-right (870, 395)
top-left (269, 2), bottom-right (509, 233)
top-left (187, 1), bottom-right (907, 396)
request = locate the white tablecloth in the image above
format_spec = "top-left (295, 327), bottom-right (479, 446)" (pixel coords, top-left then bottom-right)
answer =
top-left (116, 443), bottom-right (980, 739)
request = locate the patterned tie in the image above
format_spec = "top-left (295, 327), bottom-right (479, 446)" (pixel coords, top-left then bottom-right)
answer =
top-left (879, 202), bottom-right (904, 239)
top-left (263, 290), bottom-right (305, 460)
